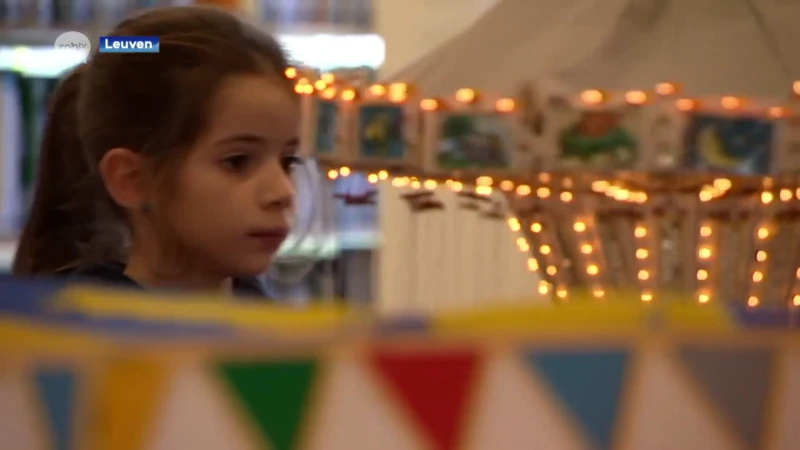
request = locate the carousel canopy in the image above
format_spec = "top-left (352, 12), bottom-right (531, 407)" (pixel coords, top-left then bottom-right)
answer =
top-left (388, 0), bottom-right (800, 99)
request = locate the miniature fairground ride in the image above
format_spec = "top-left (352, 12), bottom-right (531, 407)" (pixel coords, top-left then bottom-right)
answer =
top-left (291, 67), bottom-right (800, 309)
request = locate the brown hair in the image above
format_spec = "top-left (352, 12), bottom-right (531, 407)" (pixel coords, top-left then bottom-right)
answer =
top-left (13, 7), bottom-right (292, 276)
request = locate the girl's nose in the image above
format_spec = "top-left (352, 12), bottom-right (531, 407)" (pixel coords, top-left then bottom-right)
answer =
top-left (258, 162), bottom-right (296, 210)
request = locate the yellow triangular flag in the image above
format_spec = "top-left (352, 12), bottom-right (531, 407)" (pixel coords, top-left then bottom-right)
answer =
top-left (85, 358), bottom-right (172, 450)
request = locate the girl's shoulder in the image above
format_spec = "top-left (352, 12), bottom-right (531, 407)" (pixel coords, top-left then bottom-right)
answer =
top-left (61, 261), bottom-right (269, 299)
top-left (231, 277), bottom-right (269, 299)
top-left (64, 260), bottom-right (141, 289)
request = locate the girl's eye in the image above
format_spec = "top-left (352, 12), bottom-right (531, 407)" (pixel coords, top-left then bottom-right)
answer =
top-left (281, 155), bottom-right (302, 173)
top-left (221, 154), bottom-right (251, 172)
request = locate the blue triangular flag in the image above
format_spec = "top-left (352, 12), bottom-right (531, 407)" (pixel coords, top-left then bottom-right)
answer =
top-left (525, 349), bottom-right (630, 450)
top-left (35, 367), bottom-right (77, 450)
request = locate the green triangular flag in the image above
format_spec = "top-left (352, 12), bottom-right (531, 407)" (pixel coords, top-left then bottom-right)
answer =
top-left (217, 359), bottom-right (318, 450)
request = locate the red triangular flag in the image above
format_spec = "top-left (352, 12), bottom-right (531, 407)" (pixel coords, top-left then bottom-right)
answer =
top-left (369, 348), bottom-right (480, 450)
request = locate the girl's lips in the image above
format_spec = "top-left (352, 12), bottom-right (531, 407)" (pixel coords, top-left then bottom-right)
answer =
top-left (247, 229), bottom-right (289, 247)
top-left (248, 228), bottom-right (289, 237)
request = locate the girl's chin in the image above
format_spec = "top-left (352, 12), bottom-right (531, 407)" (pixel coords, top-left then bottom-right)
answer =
top-left (226, 255), bottom-right (275, 278)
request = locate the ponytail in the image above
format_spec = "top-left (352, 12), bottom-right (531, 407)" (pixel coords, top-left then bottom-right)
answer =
top-left (13, 66), bottom-right (120, 276)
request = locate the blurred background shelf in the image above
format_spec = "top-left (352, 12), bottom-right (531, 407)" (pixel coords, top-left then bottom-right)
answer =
top-left (0, 0), bottom-right (375, 33)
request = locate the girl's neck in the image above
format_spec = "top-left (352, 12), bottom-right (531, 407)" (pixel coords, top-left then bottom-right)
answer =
top-left (124, 246), bottom-right (233, 294)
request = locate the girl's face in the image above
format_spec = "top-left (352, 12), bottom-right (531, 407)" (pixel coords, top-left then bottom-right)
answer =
top-left (166, 74), bottom-right (299, 277)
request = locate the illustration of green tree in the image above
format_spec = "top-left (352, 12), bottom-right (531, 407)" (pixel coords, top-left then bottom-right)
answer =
top-left (560, 126), bottom-right (637, 164)
top-left (443, 115), bottom-right (475, 139)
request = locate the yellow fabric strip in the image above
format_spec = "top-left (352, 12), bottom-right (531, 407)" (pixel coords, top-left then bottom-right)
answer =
top-left (664, 304), bottom-right (736, 331)
top-left (435, 303), bottom-right (650, 333)
top-left (434, 302), bottom-right (735, 334)
top-left (0, 317), bottom-right (109, 353)
top-left (53, 287), bottom-right (358, 332)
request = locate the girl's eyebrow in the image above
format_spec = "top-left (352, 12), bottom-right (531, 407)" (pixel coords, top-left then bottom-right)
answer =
top-left (215, 135), bottom-right (300, 148)
top-left (214, 133), bottom-right (267, 146)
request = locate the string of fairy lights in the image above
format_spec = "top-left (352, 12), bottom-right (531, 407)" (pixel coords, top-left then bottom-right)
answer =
top-left (326, 163), bottom-right (800, 307)
top-left (290, 66), bottom-right (800, 308)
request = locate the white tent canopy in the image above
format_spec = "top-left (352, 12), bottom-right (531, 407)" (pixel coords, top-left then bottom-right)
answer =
top-left (387, 0), bottom-right (800, 99)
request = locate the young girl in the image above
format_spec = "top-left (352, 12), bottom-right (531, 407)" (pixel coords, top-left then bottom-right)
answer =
top-left (12, 7), bottom-right (301, 297)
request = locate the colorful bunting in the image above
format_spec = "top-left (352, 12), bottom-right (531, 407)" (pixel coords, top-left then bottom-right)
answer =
top-left (0, 368), bottom-right (48, 450)
top-left (369, 347), bottom-right (480, 450)
top-left (622, 347), bottom-right (739, 449)
top-left (677, 345), bottom-right (775, 449)
top-left (217, 358), bottom-right (319, 450)
top-left (85, 358), bottom-right (172, 450)
top-left (0, 278), bottom-right (797, 450)
top-left (470, 353), bottom-right (584, 449)
top-left (770, 351), bottom-right (800, 450)
top-left (35, 367), bottom-right (77, 450)
top-left (308, 356), bottom-right (420, 450)
top-left (525, 348), bottom-right (630, 450)
top-left (147, 364), bottom-right (255, 450)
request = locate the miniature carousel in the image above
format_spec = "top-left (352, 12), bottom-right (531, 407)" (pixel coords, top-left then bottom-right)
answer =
top-left (293, 67), bottom-right (800, 309)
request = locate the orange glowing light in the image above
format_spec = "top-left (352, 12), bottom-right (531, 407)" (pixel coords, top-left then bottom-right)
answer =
top-left (580, 90), bottom-right (604, 105)
top-left (625, 90), bottom-right (647, 105)
top-left (676, 98), bottom-right (696, 111)
top-left (456, 88), bottom-right (477, 103)
top-left (496, 98), bottom-right (515, 112)
top-left (420, 98), bottom-right (438, 111)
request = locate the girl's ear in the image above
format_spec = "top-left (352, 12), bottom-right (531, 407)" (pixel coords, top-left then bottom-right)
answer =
top-left (98, 148), bottom-right (148, 210)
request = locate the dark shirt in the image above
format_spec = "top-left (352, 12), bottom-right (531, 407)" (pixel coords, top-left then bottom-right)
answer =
top-left (64, 261), bottom-right (268, 298)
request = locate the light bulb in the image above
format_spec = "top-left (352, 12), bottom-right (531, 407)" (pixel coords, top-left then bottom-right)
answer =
top-left (538, 284), bottom-right (549, 295)
top-left (516, 185), bottom-right (531, 196)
